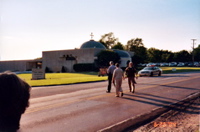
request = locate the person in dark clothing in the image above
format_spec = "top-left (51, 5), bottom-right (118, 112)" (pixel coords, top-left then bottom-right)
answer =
top-left (125, 62), bottom-right (138, 93)
top-left (0, 71), bottom-right (31, 132)
top-left (106, 61), bottom-right (116, 93)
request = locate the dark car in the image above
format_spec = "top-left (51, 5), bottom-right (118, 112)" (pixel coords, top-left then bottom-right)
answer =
top-left (138, 66), bottom-right (162, 77)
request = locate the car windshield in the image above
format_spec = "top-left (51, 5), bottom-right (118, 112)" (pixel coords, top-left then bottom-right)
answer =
top-left (143, 67), bottom-right (154, 70)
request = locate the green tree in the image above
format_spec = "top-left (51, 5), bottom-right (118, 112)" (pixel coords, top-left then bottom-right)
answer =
top-left (194, 44), bottom-right (200, 61)
top-left (99, 32), bottom-right (118, 49)
top-left (173, 50), bottom-right (191, 62)
top-left (111, 42), bottom-right (124, 50)
top-left (96, 50), bottom-right (120, 67)
top-left (126, 38), bottom-right (147, 64)
top-left (126, 38), bottom-right (144, 51)
top-left (160, 50), bottom-right (174, 62)
top-left (147, 48), bottom-right (162, 62)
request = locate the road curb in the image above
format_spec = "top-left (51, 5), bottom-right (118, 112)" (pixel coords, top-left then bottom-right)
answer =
top-left (98, 92), bottom-right (200, 132)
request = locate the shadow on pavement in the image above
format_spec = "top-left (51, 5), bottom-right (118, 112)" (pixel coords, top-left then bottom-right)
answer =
top-left (122, 92), bottom-right (199, 114)
top-left (139, 75), bottom-right (189, 78)
top-left (139, 83), bottom-right (199, 91)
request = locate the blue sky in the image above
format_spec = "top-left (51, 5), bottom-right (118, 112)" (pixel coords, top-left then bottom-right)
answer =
top-left (0, 0), bottom-right (200, 60)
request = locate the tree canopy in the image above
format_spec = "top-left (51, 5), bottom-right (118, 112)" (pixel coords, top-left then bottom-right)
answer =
top-left (126, 38), bottom-right (144, 51)
top-left (98, 32), bottom-right (199, 65)
top-left (111, 42), bottom-right (124, 50)
top-left (194, 44), bottom-right (200, 61)
top-left (99, 32), bottom-right (118, 49)
top-left (125, 38), bottom-right (147, 64)
top-left (173, 50), bottom-right (191, 62)
top-left (96, 50), bottom-right (120, 67)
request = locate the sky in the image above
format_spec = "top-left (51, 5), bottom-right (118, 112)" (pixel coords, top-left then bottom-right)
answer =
top-left (0, 0), bottom-right (200, 60)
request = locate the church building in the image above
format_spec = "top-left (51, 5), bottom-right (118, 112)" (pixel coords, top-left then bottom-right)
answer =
top-left (42, 38), bottom-right (133, 72)
top-left (0, 36), bottom-right (133, 73)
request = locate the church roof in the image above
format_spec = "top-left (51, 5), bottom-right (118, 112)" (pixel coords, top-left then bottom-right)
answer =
top-left (80, 40), bottom-right (106, 49)
top-left (113, 49), bottom-right (131, 58)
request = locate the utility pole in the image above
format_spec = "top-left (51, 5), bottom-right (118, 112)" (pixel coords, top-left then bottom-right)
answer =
top-left (191, 39), bottom-right (197, 65)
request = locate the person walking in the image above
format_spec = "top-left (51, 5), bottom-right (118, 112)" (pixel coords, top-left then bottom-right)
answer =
top-left (112, 63), bottom-right (124, 97)
top-left (125, 62), bottom-right (138, 93)
top-left (106, 61), bottom-right (116, 93)
top-left (0, 71), bottom-right (31, 132)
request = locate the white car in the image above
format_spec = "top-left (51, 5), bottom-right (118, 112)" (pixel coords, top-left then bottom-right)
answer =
top-left (177, 62), bottom-right (185, 67)
top-left (138, 66), bottom-right (162, 77)
top-left (169, 62), bottom-right (177, 66)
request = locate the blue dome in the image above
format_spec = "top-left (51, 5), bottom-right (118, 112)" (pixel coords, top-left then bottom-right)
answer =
top-left (113, 50), bottom-right (131, 57)
top-left (80, 40), bottom-right (106, 49)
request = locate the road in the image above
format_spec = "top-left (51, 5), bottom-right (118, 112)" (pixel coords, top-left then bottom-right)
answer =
top-left (19, 72), bottom-right (200, 132)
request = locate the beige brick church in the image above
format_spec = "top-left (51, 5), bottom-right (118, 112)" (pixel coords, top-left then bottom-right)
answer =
top-left (0, 39), bottom-right (133, 73)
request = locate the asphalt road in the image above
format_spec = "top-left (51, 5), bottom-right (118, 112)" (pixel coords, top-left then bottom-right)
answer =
top-left (19, 72), bottom-right (200, 132)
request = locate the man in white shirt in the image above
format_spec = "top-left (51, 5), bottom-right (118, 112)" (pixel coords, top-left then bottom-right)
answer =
top-left (112, 63), bottom-right (124, 97)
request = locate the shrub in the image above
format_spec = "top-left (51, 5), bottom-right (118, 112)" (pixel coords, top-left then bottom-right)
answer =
top-left (61, 66), bottom-right (67, 73)
top-left (73, 63), bottom-right (98, 72)
top-left (45, 67), bottom-right (52, 73)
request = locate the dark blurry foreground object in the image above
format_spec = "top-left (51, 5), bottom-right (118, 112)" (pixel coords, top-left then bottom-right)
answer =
top-left (0, 71), bottom-right (31, 132)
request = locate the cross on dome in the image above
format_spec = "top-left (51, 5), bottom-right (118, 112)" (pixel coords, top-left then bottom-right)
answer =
top-left (90, 32), bottom-right (94, 40)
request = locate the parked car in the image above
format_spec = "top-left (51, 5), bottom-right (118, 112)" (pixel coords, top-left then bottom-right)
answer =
top-left (177, 62), bottom-right (185, 67)
top-left (187, 62), bottom-right (194, 67)
top-left (194, 62), bottom-right (200, 67)
top-left (160, 63), bottom-right (169, 66)
top-left (146, 63), bottom-right (156, 67)
top-left (169, 62), bottom-right (177, 67)
top-left (138, 66), bottom-right (162, 77)
top-left (142, 63), bottom-right (147, 67)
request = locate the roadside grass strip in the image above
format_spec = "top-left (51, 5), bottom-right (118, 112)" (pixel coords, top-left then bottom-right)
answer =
top-left (161, 67), bottom-right (200, 74)
top-left (18, 72), bottom-right (107, 87)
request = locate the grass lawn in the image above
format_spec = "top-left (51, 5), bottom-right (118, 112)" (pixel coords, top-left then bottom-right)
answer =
top-left (161, 67), bottom-right (200, 74)
top-left (17, 67), bottom-right (200, 87)
top-left (18, 72), bottom-right (107, 87)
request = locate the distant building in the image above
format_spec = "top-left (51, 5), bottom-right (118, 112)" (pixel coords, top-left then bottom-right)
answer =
top-left (0, 59), bottom-right (42, 73)
top-left (0, 38), bottom-right (134, 73)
